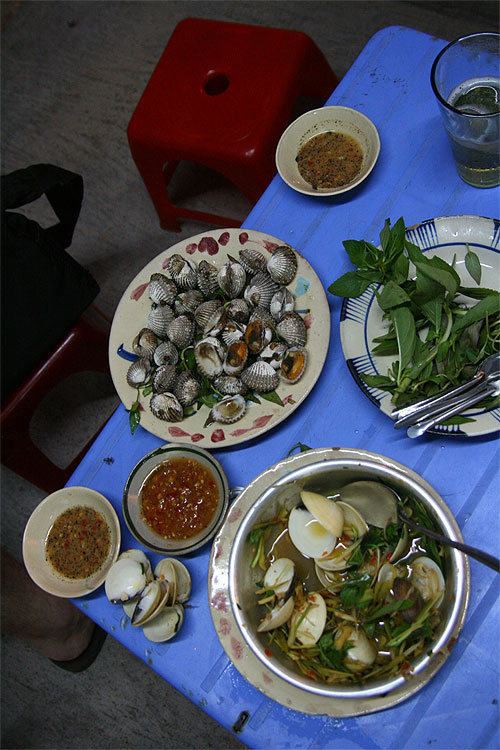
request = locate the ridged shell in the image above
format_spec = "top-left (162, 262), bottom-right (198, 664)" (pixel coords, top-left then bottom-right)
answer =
top-left (127, 357), bottom-right (152, 387)
top-left (244, 318), bottom-right (273, 355)
top-left (132, 328), bottom-right (158, 360)
top-left (167, 254), bottom-right (197, 289)
top-left (244, 271), bottom-right (279, 309)
top-left (266, 246), bottom-right (298, 285)
top-left (175, 289), bottom-right (204, 316)
top-left (194, 299), bottom-right (222, 330)
top-left (270, 287), bottom-right (295, 320)
top-left (206, 394), bottom-right (247, 425)
top-left (213, 375), bottom-right (248, 396)
top-left (226, 297), bottom-right (250, 324)
top-left (147, 304), bottom-right (175, 338)
top-left (150, 392), bottom-right (183, 422)
top-left (276, 312), bottom-right (307, 347)
top-left (153, 340), bottom-right (179, 367)
top-left (173, 371), bottom-right (201, 407)
top-left (167, 314), bottom-right (195, 348)
top-left (281, 347), bottom-right (307, 384)
top-left (259, 341), bottom-right (288, 369)
top-left (149, 273), bottom-right (177, 305)
top-left (217, 260), bottom-right (246, 298)
top-left (194, 336), bottom-right (225, 379)
top-left (248, 306), bottom-right (274, 326)
top-left (238, 246), bottom-right (267, 275)
top-left (203, 306), bottom-right (228, 337)
top-left (152, 363), bottom-right (178, 393)
top-left (223, 341), bottom-right (248, 376)
top-left (221, 319), bottom-right (245, 346)
top-left (197, 259), bottom-right (220, 297)
top-left (241, 360), bottom-right (280, 393)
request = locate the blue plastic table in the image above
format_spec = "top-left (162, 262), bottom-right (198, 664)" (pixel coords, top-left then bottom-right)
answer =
top-left (70, 26), bottom-right (499, 749)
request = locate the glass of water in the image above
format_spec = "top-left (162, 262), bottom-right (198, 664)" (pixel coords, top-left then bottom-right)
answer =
top-left (431, 32), bottom-right (499, 188)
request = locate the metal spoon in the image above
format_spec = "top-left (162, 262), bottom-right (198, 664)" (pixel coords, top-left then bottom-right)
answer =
top-left (406, 377), bottom-right (500, 438)
top-left (339, 480), bottom-right (500, 572)
top-left (392, 352), bottom-right (500, 427)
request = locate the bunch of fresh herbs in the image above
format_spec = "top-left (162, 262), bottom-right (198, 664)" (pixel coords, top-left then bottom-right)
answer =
top-left (328, 217), bottom-right (500, 412)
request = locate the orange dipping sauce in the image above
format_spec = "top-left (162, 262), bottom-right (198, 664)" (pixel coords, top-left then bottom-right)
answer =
top-left (140, 457), bottom-right (219, 540)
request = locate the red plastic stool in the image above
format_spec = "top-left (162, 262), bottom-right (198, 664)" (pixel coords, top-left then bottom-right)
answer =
top-left (127, 17), bottom-right (339, 231)
top-left (0, 307), bottom-right (113, 494)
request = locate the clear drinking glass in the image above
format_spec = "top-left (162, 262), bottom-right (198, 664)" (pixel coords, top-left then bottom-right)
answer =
top-left (431, 32), bottom-right (500, 188)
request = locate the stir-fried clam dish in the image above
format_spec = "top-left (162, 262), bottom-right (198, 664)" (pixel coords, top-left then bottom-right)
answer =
top-left (248, 481), bottom-right (446, 684)
top-left (126, 245), bottom-right (308, 431)
top-left (105, 548), bottom-right (191, 642)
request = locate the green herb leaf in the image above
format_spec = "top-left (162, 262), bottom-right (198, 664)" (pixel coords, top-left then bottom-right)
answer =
top-left (258, 390), bottom-right (284, 406)
top-left (391, 305), bottom-right (416, 374)
top-left (328, 271), bottom-right (374, 298)
top-left (465, 245), bottom-right (482, 285)
top-left (339, 574), bottom-right (372, 608)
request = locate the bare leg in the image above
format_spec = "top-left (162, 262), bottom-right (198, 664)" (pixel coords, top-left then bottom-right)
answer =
top-left (1, 548), bottom-right (95, 661)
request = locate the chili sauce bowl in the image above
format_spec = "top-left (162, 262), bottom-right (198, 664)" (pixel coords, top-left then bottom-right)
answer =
top-left (227, 447), bottom-right (469, 701)
top-left (123, 443), bottom-right (229, 555)
top-left (275, 105), bottom-right (380, 196)
top-left (22, 487), bottom-right (121, 598)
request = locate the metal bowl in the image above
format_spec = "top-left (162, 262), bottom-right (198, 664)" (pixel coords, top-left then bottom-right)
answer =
top-left (228, 448), bottom-right (469, 700)
top-left (123, 443), bottom-right (229, 555)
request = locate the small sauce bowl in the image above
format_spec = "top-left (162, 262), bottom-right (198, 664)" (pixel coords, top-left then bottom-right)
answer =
top-left (276, 105), bottom-right (380, 196)
top-left (123, 443), bottom-right (229, 555)
top-left (23, 487), bottom-right (121, 598)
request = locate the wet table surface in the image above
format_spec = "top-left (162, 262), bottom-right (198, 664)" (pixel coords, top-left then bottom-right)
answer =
top-left (69, 26), bottom-right (499, 750)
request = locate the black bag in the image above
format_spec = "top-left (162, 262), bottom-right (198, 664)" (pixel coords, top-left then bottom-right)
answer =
top-left (1, 164), bottom-right (100, 400)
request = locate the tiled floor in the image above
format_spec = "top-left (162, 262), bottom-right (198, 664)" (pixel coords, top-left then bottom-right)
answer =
top-left (2, 2), bottom-right (498, 747)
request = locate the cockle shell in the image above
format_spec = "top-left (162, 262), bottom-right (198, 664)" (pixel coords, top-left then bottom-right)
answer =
top-left (147, 304), bottom-right (175, 338)
top-left (270, 287), bottom-right (295, 320)
top-left (223, 341), bottom-right (248, 376)
top-left (150, 392), bottom-right (184, 421)
top-left (244, 318), bottom-right (273, 355)
top-left (205, 394), bottom-right (247, 425)
top-left (226, 297), bottom-right (250, 324)
top-left (194, 336), bottom-right (225, 379)
top-left (244, 271), bottom-right (279, 309)
top-left (127, 357), bottom-right (152, 387)
top-left (152, 363), bottom-right (177, 394)
top-left (266, 245), bottom-right (298, 285)
top-left (153, 340), bottom-right (179, 367)
top-left (239, 246), bottom-right (267, 276)
top-left (276, 311), bottom-right (307, 347)
top-left (167, 254), bottom-right (197, 289)
top-left (132, 328), bottom-right (158, 360)
top-left (280, 346), bottom-right (307, 384)
top-left (149, 273), bottom-right (177, 305)
top-left (175, 289), bottom-right (204, 316)
top-left (167, 314), bottom-right (195, 348)
top-left (259, 341), bottom-right (288, 370)
top-left (194, 299), bottom-right (222, 330)
top-left (203, 306), bottom-right (228, 338)
top-left (241, 359), bottom-right (280, 392)
top-left (248, 305), bottom-right (274, 326)
top-left (212, 375), bottom-right (248, 396)
top-left (197, 259), bottom-right (220, 297)
top-left (221, 319), bottom-right (245, 346)
top-left (217, 260), bottom-right (246, 298)
top-left (173, 370), bottom-right (201, 407)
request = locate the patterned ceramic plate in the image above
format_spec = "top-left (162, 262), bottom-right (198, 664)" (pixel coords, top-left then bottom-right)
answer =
top-left (340, 215), bottom-right (500, 437)
top-left (109, 228), bottom-right (330, 448)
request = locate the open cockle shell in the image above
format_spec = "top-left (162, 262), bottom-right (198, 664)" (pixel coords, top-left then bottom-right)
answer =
top-left (300, 491), bottom-right (344, 537)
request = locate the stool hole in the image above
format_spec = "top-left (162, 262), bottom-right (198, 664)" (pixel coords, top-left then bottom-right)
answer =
top-left (203, 72), bottom-right (230, 96)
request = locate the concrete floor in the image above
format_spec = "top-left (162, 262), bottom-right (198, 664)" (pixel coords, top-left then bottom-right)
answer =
top-left (1, 1), bottom-right (499, 748)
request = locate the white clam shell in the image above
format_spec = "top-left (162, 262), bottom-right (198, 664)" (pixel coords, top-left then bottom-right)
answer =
top-left (410, 556), bottom-right (445, 606)
top-left (301, 491), bottom-right (344, 537)
top-left (263, 558), bottom-right (295, 598)
top-left (289, 592), bottom-right (326, 645)
top-left (288, 507), bottom-right (336, 559)
top-left (257, 596), bottom-right (295, 633)
top-left (142, 603), bottom-right (185, 642)
top-left (105, 558), bottom-right (147, 603)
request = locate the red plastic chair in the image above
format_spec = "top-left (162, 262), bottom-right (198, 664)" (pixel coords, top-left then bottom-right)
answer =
top-left (127, 17), bottom-right (339, 231)
top-left (0, 307), bottom-right (113, 493)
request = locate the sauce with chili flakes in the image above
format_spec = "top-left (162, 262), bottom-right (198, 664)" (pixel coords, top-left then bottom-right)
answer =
top-left (140, 457), bottom-right (219, 540)
top-left (296, 131), bottom-right (364, 189)
top-left (45, 505), bottom-right (111, 579)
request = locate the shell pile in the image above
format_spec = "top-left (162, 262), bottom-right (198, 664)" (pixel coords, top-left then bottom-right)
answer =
top-left (126, 245), bottom-right (308, 427)
top-left (105, 549), bottom-right (191, 642)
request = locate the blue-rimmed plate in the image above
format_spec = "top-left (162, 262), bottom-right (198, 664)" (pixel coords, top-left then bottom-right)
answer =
top-left (340, 215), bottom-right (500, 437)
